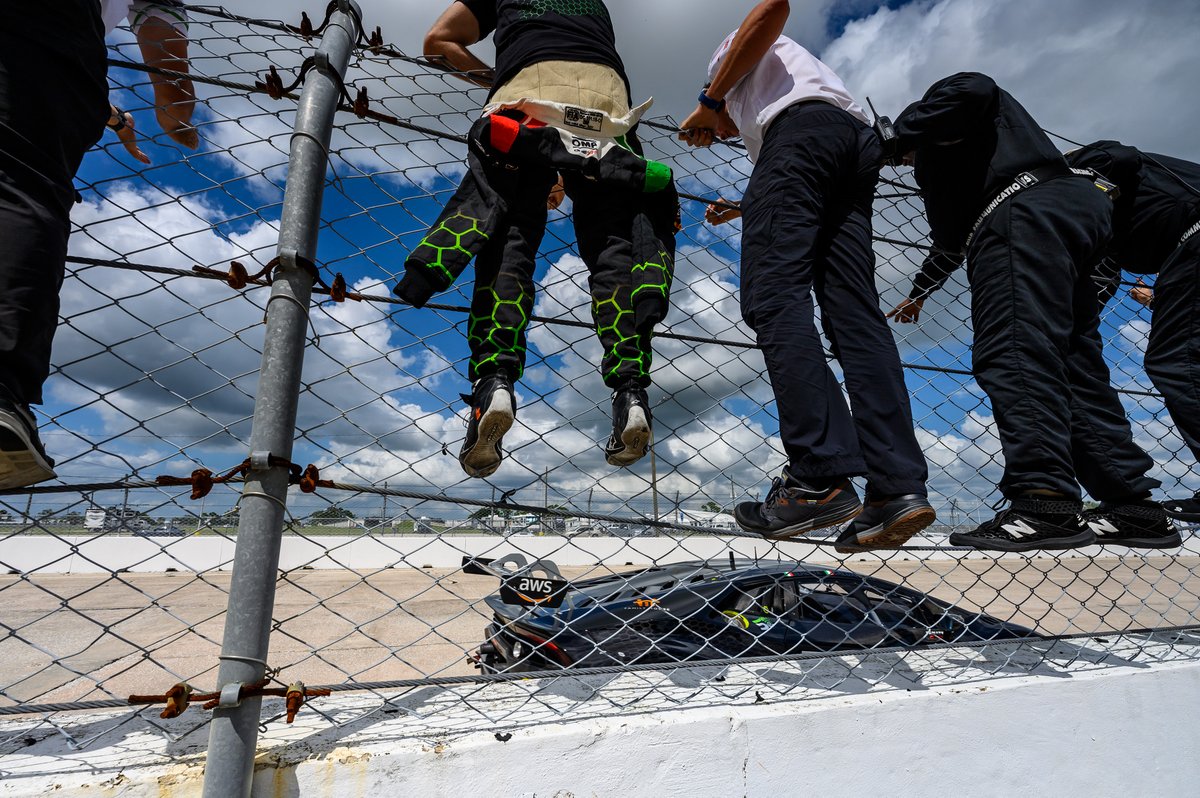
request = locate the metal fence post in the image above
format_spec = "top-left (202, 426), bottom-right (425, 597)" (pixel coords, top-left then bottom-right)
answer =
top-left (201, 3), bottom-right (360, 796)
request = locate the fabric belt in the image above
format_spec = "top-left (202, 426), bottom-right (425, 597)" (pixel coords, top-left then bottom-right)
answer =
top-left (1181, 218), bottom-right (1200, 247)
top-left (963, 165), bottom-right (1078, 251)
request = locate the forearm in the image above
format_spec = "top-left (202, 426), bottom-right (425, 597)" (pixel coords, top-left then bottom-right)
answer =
top-left (909, 251), bottom-right (961, 301)
top-left (425, 40), bottom-right (494, 87)
top-left (705, 0), bottom-right (789, 101)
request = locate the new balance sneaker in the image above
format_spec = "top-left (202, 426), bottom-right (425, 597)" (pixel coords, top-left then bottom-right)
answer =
top-left (835, 494), bottom-right (936, 553)
top-left (0, 396), bottom-right (56, 490)
top-left (1085, 500), bottom-right (1182, 549)
top-left (1163, 492), bottom-right (1200, 524)
top-left (949, 497), bottom-right (1094, 552)
top-left (604, 385), bottom-right (651, 467)
top-left (458, 372), bottom-right (515, 479)
top-left (734, 470), bottom-right (862, 540)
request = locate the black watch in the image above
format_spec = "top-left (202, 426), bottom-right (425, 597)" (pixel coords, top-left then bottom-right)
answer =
top-left (697, 91), bottom-right (726, 113)
top-left (108, 107), bottom-right (128, 132)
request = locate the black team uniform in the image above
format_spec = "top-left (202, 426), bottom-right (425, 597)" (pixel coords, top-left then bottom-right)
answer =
top-left (894, 72), bottom-right (1176, 551)
top-left (0, 2), bottom-right (108, 489)
top-left (398, 0), bottom-right (678, 478)
top-left (1066, 141), bottom-right (1200, 524)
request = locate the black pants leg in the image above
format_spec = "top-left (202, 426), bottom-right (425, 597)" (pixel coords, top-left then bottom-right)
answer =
top-left (741, 104), bottom-right (927, 493)
top-left (1144, 236), bottom-right (1200, 464)
top-left (566, 141), bottom-right (676, 390)
top-left (467, 163), bottom-right (557, 383)
top-left (970, 178), bottom-right (1157, 501)
top-left (0, 0), bottom-right (107, 406)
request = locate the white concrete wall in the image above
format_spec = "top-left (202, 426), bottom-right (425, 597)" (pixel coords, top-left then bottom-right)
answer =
top-left (4, 533), bottom-right (1197, 574)
top-left (2, 645), bottom-right (1198, 797)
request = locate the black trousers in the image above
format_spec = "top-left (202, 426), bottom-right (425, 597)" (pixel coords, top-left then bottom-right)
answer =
top-left (969, 177), bottom-right (1158, 502)
top-left (1144, 233), bottom-right (1200, 464)
top-left (464, 133), bottom-right (676, 389)
top-left (0, 1), bottom-right (107, 406)
top-left (740, 102), bottom-right (928, 497)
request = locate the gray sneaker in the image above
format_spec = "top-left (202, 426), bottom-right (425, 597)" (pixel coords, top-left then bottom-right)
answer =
top-left (0, 397), bottom-right (56, 490)
top-left (734, 470), bottom-right (862, 540)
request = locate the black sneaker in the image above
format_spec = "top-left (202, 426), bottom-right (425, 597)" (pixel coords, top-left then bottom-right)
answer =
top-left (458, 372), bottom-right (515, 479)
top-left (1163, 492), bottom-right (1200, 524)
top-left (734, 470), bottom-right (862, 540)
top-left (0, 397), bottom-right (57, 490)
top-left (949, 497), bottom-right (1094, 552)
top-left (835, 494), bottom-right (936, 553)
top-left (604, 385), bottom-right (651, 467)
top-left (1085, 501), bottom-right (1182, 549)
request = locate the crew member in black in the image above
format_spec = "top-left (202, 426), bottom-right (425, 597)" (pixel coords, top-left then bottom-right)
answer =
top-left (1066, 141), bottom-right (1200, 525)
top-left (885, 72), bottom-right (1175, 551)
top-left (0, 1), bottom-right (109, 489)
top-left (413, 0), bottom-right (678, 479)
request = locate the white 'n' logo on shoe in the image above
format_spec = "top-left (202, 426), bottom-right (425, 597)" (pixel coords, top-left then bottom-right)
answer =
top-left (1088, 518), bottom-right (1119, 537)
top-left (1000, 520), bottom-right (1040, 540)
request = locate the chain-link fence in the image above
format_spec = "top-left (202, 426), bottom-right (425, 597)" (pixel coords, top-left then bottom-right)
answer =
top-left (2, 2), bottom-right (1198, 788)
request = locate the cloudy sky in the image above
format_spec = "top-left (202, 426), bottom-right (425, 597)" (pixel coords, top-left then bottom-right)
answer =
top-left (20, 0), bottom-right (1200, 526)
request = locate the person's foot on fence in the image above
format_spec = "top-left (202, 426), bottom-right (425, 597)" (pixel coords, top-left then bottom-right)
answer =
top-left (1163, 491), bottom-right (1200, 524)
top-left (0, 391), bottom-right (57, 490)
top-left (604, 384), bottom-right (651, 467)
top-left (459, 371), bottom-right (515, 479)
top-left (735, 469), bottom-right (862, 540)
top-left (1085, 499), bottom-right (1182, 549)
top-left (835, 494), bottom-right (936, 553)
top-left (949, 496), bottom-right (1094, 552)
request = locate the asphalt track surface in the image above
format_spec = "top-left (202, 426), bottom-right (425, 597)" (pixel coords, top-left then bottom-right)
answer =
top-left (2, 555), bottom-right (1197, 708)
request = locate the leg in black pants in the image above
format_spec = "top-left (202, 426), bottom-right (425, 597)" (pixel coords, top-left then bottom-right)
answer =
top-left (1144, 236), bottom-right (1200, 464)
top-left (740, 104), bottom-right (927, 495)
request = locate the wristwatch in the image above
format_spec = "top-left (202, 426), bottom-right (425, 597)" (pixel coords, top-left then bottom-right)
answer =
top-left (697, 91), bottom-right (726, 113)
top-left (108, 107), bottom-right (128, 132)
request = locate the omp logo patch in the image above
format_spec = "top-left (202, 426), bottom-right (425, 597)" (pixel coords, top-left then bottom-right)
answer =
top-left (564, 106), bottom-right (603, 132)
top-left (568, 136), bottom-right (601, 157)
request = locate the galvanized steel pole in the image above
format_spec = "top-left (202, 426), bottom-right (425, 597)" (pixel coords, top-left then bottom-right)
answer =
top-left (201, 4), bottom-right (360, 796)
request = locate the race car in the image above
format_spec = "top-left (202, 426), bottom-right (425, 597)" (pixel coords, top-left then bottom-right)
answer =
top-left (469, 557), bottom-right (1037, 673)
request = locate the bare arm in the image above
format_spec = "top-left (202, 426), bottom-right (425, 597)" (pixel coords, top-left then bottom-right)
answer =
top-left (424, 4), bottom-right (495, 88)
top-left (679, 0), bottom-right (789, 146)
top-left (136, 16), bottom-right (198, 148)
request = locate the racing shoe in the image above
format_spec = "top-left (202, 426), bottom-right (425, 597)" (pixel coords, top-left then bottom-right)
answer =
top-left (735, 471), bottom-right (862, 540)
top-left (1085, 500), bottom-right (1182, 550)
top-left (1163, 491), bottom-right (1200, 524)
top-left (458, 371), bottom-right (515, 479)
top-left (835, 494), bottom-right (936, 553)
top-left (0, 394), bottom-right (56, 490)
top-left (949, 497), bottom-right (1094, 552)
top-left (604, 385), bottom-right (651, 467)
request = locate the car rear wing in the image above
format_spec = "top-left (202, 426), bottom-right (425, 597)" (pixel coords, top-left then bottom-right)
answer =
top-left (462, 553), bottom-right (570, 609)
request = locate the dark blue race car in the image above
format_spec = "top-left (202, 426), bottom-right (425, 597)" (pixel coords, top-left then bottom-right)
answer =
top-left (471, 558), bottom-right (1038, 673)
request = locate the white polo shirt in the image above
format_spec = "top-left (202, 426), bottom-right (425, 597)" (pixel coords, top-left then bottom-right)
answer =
top-left (708, 31), bottom-right (868, 161)
top-left (100, 0), bottom-right (188, 35)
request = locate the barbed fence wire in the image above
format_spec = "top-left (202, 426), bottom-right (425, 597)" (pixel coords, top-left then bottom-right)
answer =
top-left (1, 2), bottom-right (1197, 789)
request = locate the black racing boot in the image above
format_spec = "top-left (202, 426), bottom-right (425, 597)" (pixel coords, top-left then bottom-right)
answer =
top-left (949, 496), bottom-right (1094, 552)
top-left (459, 372), bottom-right (515, 479)
top-left (1085, 500), bottom-right (1182, 549)
top-left (0, 393), bottom-right (56, 490)
top-left (604, 385), bottom-right (652, 467)
top-left (1163, 491), bottom-right (1200, 524)
top-left (735, 469), bottom-right (862, 540)
top-left (835, 494), bottom-right (936, 553)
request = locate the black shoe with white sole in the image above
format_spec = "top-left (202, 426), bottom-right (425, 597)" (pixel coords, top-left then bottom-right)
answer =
top-left (950, 497), bottom-right (1094, 552)
top-left (1085, 500), bottom-right (1182, 549)
top-left (735, 470), bottom-right (862, 540)
top-left (1163, 492), bottom-right (1200, 524)
top-left (459, 372), bottom-right (515, 479)
top-left (835, 494), bottom-right (936, 553)
top-left (604, 385), bottom-right (651, 467)
top-left (0, 396), bottom-right (56, 490)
